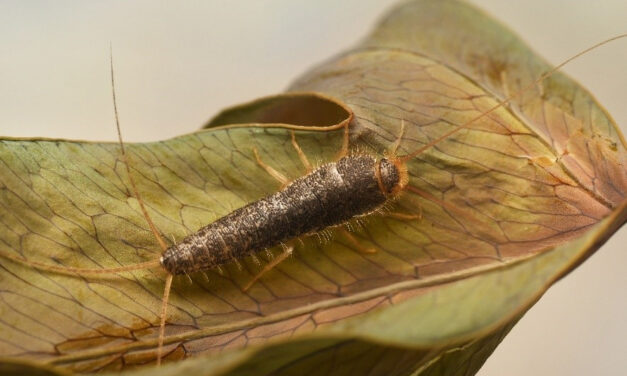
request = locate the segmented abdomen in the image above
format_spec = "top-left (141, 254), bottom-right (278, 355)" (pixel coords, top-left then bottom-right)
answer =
top-left (160, 154), bottom-right (400, 274)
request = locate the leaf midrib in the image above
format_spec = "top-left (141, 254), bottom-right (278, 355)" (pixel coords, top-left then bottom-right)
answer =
top-left (45, 253), bottom-right (536, 366)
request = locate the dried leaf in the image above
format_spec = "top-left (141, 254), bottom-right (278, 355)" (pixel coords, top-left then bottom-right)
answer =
top-left (1, 0), bottom-right (625, 375)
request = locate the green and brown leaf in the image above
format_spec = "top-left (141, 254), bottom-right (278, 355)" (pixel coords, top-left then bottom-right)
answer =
top-left (1, 0), bottom-right (625, 375)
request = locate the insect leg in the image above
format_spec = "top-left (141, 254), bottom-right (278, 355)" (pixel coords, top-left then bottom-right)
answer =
top-left (252, 147), bottom-right (289, 186)
top-left (338, 228), bottom-right (376, 254)
top-left (290, 131), bottom-right (313, 172)
top-left (242, 244), bottom-right (294, 292)
top-left (380, 188), bottom-right (423, 222)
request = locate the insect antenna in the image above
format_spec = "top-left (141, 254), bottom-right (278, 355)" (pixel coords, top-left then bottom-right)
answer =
top-left (391, 34), bottom-right (627, 240)
top-left (0, 251), bottom-right (160, 276)
top-left (397, 33), bottom-right (627, 164)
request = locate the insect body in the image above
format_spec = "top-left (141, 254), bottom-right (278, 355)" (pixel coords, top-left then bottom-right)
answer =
top-left (161, 154), bottom-right (407, 274)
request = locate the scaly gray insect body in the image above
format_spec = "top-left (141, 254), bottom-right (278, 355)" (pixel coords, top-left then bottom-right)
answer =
top-left (161, 154), bottom-right (407, 274)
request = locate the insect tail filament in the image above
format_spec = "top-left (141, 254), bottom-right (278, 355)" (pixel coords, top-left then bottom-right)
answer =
top-left (2, 251), bottom-right (161, 276)
top-left (157, 274), bottom-right (174, 366)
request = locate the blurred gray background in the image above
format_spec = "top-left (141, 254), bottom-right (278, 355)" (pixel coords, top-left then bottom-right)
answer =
top-left (1, 1), bottom-right (625, 375)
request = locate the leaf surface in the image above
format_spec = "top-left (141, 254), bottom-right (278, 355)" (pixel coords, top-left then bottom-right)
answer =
top-left (1, 0), bottom-right (625, 374)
